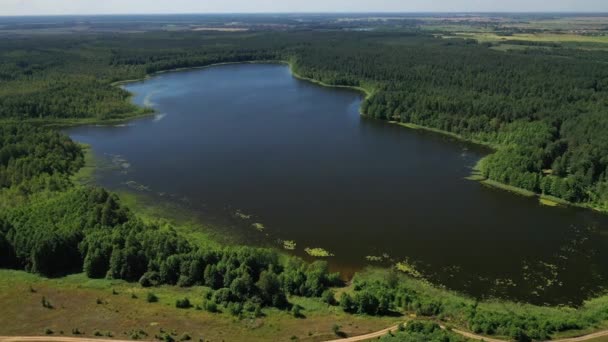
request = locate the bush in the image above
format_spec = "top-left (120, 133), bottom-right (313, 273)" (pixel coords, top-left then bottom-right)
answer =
top-left (139, 271), bottom-right (161, 287)
top-left (228, 302), bottom-right (243, 316)
top-left (332, 324), bottom-right (345, 338)
top-left (44, 328), bottom-right (53, 335)
top-left (180, 333), bottom-right (191, 341)
top-left (205, 301), bottom-right (218, 313)
top-left (147, 292), bottom-right (159, 303)
top-left (176, 298), bottom-right (191, 309)
top-left (340, 293), bottom-right (354, 312)
top-left (322, 289), bottom-right (336, 305)
top-left (291, 304), bottom-right (304, 318)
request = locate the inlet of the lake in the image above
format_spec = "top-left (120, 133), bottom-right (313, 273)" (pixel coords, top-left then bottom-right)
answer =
top-left (67, 63), bottom-right (608, 304)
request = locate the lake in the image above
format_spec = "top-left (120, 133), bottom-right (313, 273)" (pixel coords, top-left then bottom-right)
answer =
top-left (67, 63), bottom-right (608, 304)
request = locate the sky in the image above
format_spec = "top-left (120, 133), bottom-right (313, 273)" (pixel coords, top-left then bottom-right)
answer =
top-left (1, 0), bottom-right (607, 16)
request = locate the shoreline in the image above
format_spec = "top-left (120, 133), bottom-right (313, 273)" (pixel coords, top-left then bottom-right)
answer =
top-left (11, 59), bottom-right (608, 340)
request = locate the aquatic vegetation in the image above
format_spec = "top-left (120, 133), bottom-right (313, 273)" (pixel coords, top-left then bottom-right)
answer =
top-left (395, 261), bottom-right (422, 278)
top-left (539, 197), bottom-right (561, 207)
top-left (366, 256), bottom-right (383, 262)
top-left (304, 247), bottom-right (334, 257)
top-left (124, 180), bottom-right (151, 192)
top-left (234, 210), bottom-right (252, 220)
top-left (252, 222), bottom-right (265, 231)
top-left (283, 240), bottom-right (297, 250)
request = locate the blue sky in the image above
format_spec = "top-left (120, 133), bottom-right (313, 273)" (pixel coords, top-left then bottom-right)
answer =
top-left (1, 0), bottom-right (607, 16)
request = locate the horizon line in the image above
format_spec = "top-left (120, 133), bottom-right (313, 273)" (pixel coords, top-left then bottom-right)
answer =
top-left (2, 11), bottom-right (608, 17)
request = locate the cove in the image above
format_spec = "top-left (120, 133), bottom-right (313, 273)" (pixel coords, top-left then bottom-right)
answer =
top-left (67, 63), bottom-right (608, 304)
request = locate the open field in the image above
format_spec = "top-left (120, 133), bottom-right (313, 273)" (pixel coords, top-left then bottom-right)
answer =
top-left (0, 270), bottom-right (397, 342)
top-left (450, 32), bottom-right (608, 45)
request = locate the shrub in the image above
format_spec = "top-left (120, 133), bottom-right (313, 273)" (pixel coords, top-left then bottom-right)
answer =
top-left (176, 298), bottom-right (191, 309)
top-left (147, 292), bottom-right (159, 303)
top-left (139, 271), bottom-right (161, 287)
top-left (340, 293), bottom-right (354, 312)
top-left (291, 304), bottom-right (304, 318)
top-left (228, 302), bottom-right (243, 316)
top-left (44, 328), bottom-right (53, 335)
top-left (205, 301), bottom-right (218, 313)
top-left (322, 289), bottom-right (336, 305)
top-left (332, 324), bottom-right (341, 336)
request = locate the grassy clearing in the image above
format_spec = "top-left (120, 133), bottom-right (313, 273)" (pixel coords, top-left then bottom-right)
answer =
top-left (0, 108), bottom-right (154, 129)
top-left (480, 179), bottom-right (537, 197)
top-left (0, 270), bottom-right (397, 341)
top-left (114, 190), bottom-right (230, 248)
top-left (70, 143), bottom-right (96, 185)
top-left (452, 32), bottom-right (608, 45)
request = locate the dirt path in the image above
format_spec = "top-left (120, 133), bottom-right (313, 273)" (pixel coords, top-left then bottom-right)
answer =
top-left (320, 323), bottom-right (608, 342)
top-left (2, 326), bottom-right (608, 342)
top-left (322, 324), bottom-right (402, 342)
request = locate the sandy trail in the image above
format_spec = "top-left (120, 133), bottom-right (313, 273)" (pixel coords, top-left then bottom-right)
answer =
top-left (2, 325), bottom-right (608, 342)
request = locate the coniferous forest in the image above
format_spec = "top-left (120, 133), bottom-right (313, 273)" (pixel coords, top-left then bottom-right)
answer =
top-left (1, 31), bottom-right (607, 209)
top-left (2, 25), bottom-right (608, 341)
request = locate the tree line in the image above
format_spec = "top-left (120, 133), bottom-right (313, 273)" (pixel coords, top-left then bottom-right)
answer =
top-left (1, 30), bottom-right (607, 207)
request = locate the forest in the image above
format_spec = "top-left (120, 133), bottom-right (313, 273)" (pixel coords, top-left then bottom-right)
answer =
top-left (2, 28), bottom-right (608, 340)
top-left (0, 30), bottom-right (607, 209)
top-left (0, 128), bottom-right (341, 315)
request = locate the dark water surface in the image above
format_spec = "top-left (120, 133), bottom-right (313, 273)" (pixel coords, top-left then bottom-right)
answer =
top-left (67, 64), bottom-right (608, 304)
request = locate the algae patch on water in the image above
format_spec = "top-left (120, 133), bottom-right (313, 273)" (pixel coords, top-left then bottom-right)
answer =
top-left (539, 197), bottom-right (567, 207)
top-left (234, 210), bottom-right (252, 220)
top-left (305, 247), bottom-right (334, 257)
top-left (282, 240), bottom-right (297, 250)
top-left (124, 180), bottom-right (151, 192)
top-left (539, 198), bottom-right (560, 207)
top-left (395, 261), bottom-right (422, 278)
top-left (252, 222), bottom-right (265, 231)
top-left (366, 253), bottom-right (391, 262)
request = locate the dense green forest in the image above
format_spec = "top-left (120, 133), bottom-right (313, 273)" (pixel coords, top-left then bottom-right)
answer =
top-left (0, 125), bottom-right (342, 312)
top-left (2, 28), bottom-right (608, 340)
top-left (1, 30), bottom-right (607, 209)
top-left (0, 122), bottom-right (606, 342)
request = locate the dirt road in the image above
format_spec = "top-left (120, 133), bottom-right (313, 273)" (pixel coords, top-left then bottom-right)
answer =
top-left (2, 325), bottom-right (608, 342)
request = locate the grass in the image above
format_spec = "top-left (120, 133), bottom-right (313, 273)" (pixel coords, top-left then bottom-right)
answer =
top-left (114, 190), bottom-right (229, 248)
top-left (480, 179), bottom-right (537, 197)
top-left (70, 143), bottom-right (96, 185)
top-left (451, 32), bottom-right (608, 45)
top-left (0, 270), bottom-right (397, 341)
top-left (0, 107), bottom-right (154, 129)
top-left (539, 197), bottom-right (562, 207)
top-left (354, 268), bottom-right (608, 341)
